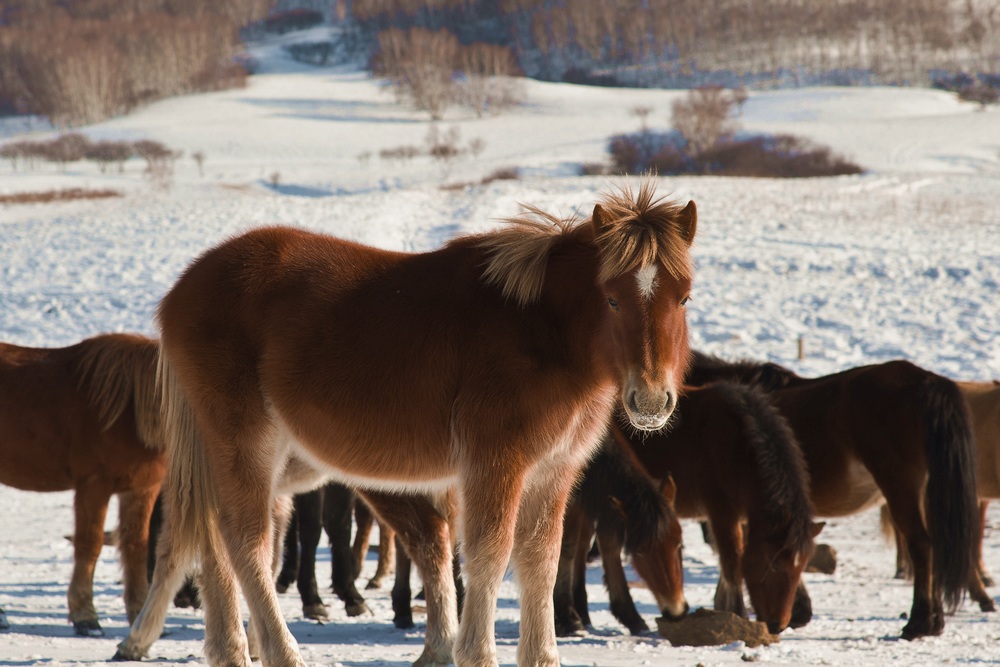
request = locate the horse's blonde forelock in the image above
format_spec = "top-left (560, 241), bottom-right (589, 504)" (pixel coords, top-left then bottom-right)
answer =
top-left (479, 179), bottom-right (692, 305)
top-left (593, 179), bottom-right (694, 283)
top-left (479, 204), bottom-right (577, 306)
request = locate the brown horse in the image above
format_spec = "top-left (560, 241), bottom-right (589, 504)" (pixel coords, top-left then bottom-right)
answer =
top-left (687, 352), bottom-right (980, 639)
top-left (554, 436), bottom-right (687, 637)
top-left (0, 333), bottom-right (165, 636)
top-left (885, 379), bottom-right (1000, 612)
top-left (605, 381), bottom-right (820, 634)
top-left (118, 181), bottom-right (697, 667)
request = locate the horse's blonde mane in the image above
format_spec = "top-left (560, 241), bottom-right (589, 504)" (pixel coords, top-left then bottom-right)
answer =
top-left (479, 204), bottom-right (576, 307)
top-left (76, 335), bottom-right (163, 450)
top-left (592, 180), bottom-right (694, 283)
top-left (479, 179), bottom-right (694, 305)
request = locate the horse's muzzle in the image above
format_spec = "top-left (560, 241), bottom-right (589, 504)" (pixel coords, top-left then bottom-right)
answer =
top-left (624, 388), bottom-right (676, 431)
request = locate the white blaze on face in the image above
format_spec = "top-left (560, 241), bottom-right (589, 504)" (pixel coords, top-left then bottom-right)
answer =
top-left (635, 264), bottom-right (659, 301)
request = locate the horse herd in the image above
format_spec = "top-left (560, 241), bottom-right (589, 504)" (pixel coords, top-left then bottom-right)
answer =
top-left (0, 181), bottom-right (997, 667)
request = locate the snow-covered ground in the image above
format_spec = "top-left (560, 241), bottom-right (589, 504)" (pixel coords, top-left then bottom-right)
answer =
top-left (1, 28), bottom-right (1000, 667)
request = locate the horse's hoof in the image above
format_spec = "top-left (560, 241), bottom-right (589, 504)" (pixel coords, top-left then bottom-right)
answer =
top-left (626, 620), bottom-right (650, 636)
top-left (393, 614), bottom-right (415, 630)
top-left (345, 601), bottom-right (371, 617)
top-left (275, 581), bottom-right (291, 594)
top-left (901, 618), bottom-right (943, 640)
top-left (412, 647), bottom-right (452, 667)
top-left (980, 598), bottom-right (997, 612)
top-left (113, 642), bottom-right (143, 661)
top-left (365, 577), bottom-right (385, 590)
top-left (303, 603), bottom-right (329, 622)
top-left (74, 620), bottom-right (105, 637)
top-left (555, 618), bottom-right (586, 637)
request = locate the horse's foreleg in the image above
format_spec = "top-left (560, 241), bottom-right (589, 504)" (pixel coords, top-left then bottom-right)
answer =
top-left (510, 461), bottom-right (578, 667)
top-left (362, 490), bottom-right (457, 667)
top-left (70, 482), bottom-right (112, 636)
top-left (391, 536), bottom-right (415, 629)
top-left (553, 500), bottom-right (586, 637)
top-left (571, 519), bottom-right (594, 628)
top-left (969, 501), bottom-right (997, 612)
top-left (711, 519), bottom-right (747, 618)
top-left (116, 486), bottom-right (160, 625)
top-left (978, 501), bottom-right (995, 587)
top-left (369, 519), bottom-right (397, 589)
top-left (352, 499), bottom-right (375, 579)
top-left (596, 514), bottom-right (648, 635)
top-left (322, 482), bottom-right (369, 616)
top-left (275, 503), bottom-right (299, 594)
top-left (293, 489), bottom-right (328, 621)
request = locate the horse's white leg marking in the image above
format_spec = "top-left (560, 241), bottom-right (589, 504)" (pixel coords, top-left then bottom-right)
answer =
top-left (455, 469), bottom-right (525, 667)
top-left (510, 455), bottom-right (582, 667)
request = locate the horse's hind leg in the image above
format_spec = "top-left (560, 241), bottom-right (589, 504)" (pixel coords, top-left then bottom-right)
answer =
top-left (510, 460), bottom-right (579, 667)
top-left (322, 482), bottom-right (369, 616)
top-left (115, 493), bottom-right (200, 661)
top-left (884, 500), bottom-right (941, 639)
top-left (978, 502), bottom-right (995, 587)
top-left (391, 537), bottom-right (415, 629)
top-left (116, 486), bottom-right (160, 624)
top-left (69, 481), bottom-right (112, 636)
top-left (361, 490), bottom-right (457, 667)
top-left (968, 502), bottom-right (996, 612)
top-left (352, 499), bottom-right (375, 580)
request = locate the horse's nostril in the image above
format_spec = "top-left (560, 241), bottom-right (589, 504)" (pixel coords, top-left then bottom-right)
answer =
top-left (627, 390), bottom-right (639, 413)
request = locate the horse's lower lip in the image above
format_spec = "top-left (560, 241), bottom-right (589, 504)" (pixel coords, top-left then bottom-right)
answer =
top-left (628, 414), bottom-right (668, 431)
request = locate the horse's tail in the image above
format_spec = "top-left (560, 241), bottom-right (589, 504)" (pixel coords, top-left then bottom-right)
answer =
top-left (921, 374), bottom-right (978, 612)
top-left (157, 344), bottom-right (216, 563)
top-left (76, 333), bottom-right (164, 450)
top-left (578, 432), bottom-right (671, 555)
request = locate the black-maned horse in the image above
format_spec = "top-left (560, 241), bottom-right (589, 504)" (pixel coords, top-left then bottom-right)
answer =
top-left (687, 352), bottom-right (979, 639)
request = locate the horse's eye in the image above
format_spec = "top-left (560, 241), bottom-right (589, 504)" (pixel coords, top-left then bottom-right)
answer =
top-left (608, 297), bottom-right (620, 311)
top-left (680, 296), bottom-right (691, 307)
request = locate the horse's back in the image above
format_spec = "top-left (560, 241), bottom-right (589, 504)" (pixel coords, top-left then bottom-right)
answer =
top-left (960, 381), bottom-right (1000, 496)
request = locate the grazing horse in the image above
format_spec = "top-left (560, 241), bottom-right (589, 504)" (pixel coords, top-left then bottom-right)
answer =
top-left (0, 333), bottom-right (165, 636)
top-left (609, 382), bottom-right (821, 634)
top-left (687, 353), bottom-right (979, 639)
top-left (117, 181), bottom-right (697, 667)
top-left (885, 379), bottom-right (1000, 612)
top-left (554, 437), bottom-right (687, 637)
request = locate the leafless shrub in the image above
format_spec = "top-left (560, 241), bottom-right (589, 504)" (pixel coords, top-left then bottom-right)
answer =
top-left (46, 133), bottom-right (93, 167)
top-left (481, 167), bottom-right (519, 183)
top-left (374, 27), bottom-right (459, 120)
top-left (630, 105), bottom-right (653, 131)
top-left (0, 188), bottom-right (121, 204)
top-left (671, 85), bottom-right (739, 160)
top-left (133, 139), bottom-right (180, 190)
top-left (425, 124), bottom-right (463, 161)
top-left (192, 150), bottom-right (205, 177)
top-left (468, 137), bottom-right (487, 158)
top-left (580, 162), bottom-right (614, 176)
top-left (454, 42), bottom-right (524, 117)
top-left (0, 2), bottom-right (264, 126)
top-left (379, 145), bottom-right (422, 162)
top-left (86, 140), bottom-right (134, 173)
top-left (696, 135), bottom-right (863, 177)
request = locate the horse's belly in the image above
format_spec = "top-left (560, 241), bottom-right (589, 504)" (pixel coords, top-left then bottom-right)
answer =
top-left (274, 415), bottom-right (455, 494)
top-left (814, 459), bottom-right (883, 517)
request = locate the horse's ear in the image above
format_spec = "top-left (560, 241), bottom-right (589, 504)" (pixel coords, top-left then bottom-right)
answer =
top-left (660, 474), bottom-right (677, 505)
top-left (591, 203), bottom-right (610, 236)
top-left (676, 200), bottom-right (697, 247)
top-left (810, 521), bottom-right (826, 538)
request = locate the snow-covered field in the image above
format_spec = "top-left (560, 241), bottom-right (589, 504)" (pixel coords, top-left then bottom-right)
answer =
top-left (1, 27), bottom-right (999, 667)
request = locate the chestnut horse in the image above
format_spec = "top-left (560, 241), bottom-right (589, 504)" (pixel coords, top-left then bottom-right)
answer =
top-left (120, 182), bottom-right (696, 667)
top-left (554, 436), bottom-right (686, 637)
top-left (885, 379), bottom-right (1000, 612)
top-left (687, 353), bottom-right (979, 639)
top-left (0, 333), bottom-right (165, 636)
top-left (603, 381), bottom-right (820, 634)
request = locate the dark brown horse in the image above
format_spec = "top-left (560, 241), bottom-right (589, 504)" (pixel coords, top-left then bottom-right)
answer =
top-left (0, 333), bottom-right (165, 636)
top-left (554, 437), bottom-right (687, 637)
top-left (118, 181), bottom-right (697, 667)
top-left (605, 381), bottom-right (820, 634)
top-left (687, 352), bottom-right (979, 639)
top-left (885, 379), bottom-right (1000, 612)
